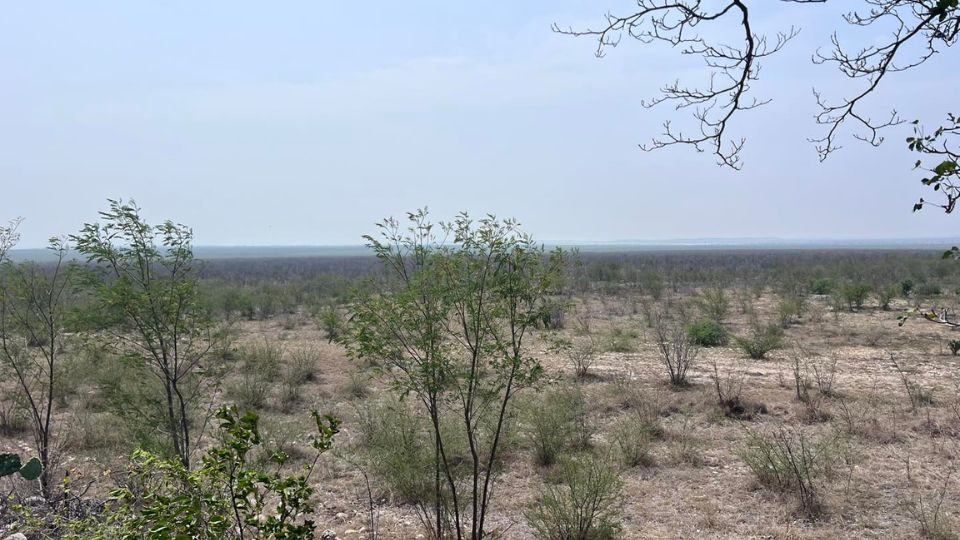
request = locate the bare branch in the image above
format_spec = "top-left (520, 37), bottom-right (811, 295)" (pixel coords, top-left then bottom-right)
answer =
top-left (560, 0), bottom-right (957, 170)
top-left (556, 0), bottom-right (822, 168)
top-left (810, 0), bottom-right (959, 159)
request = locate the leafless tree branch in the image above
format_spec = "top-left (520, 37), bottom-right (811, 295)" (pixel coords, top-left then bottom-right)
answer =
top-left (559, 0), bottom-right (957, 174)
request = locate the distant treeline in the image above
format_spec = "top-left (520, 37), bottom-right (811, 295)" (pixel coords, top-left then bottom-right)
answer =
top-left (567, 249), bottom-right (957, 295)
top-left (191, 249), bottom-right (959, 320)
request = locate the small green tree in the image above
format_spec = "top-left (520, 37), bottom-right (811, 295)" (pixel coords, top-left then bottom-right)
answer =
top-left (808, 278), bottom-right (835, 296)
top-left (71, 200), bottom-right (225, 468)
top-left (838, 282), bottom-right (872, 311)
top-left (0, 238), bottom-right (76, 498)
top-left (694, 287), bottom-right (729, 322)
top-left (317, 305), bottom-right (343, 343)
top-left (343, 209), bottom-right (565, 539)
top-left (876, 284), bottom-right (899, 311)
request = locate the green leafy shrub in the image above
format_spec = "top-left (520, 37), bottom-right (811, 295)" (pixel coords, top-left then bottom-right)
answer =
top-left (694, 287), bottom-right (729, 322)
top-left (901, 279), bottom-right (915, 297)
top-left (355, 399), bottom-right (436, 505)
top-left (317, 306), bottom-right (344, 343)
top-left (72, 200), bottom-right (227, 469)
top-left (524, 386), bottom-right (592, 466)
top-left (808, 278), bottom-right (835, 295)
top-left (734, 323), bottom-right (783, 360)
top-left (341, 210), bottom-right (563, 540)
top-left (877, 284), bottom-right (899, 310)
top-left (686, 319), bottom-right (728, 347)
top-left (605, 327), bottom-right (638, 353)
top-left (538, 298), bottom-right (569, 330)
top-left (776, 295), bottom-right (806, 327)
top-left (611, 413), bottom-right (660, 467)
top-left (227, 342), bottom-right (283, 411)
top-left (838, 282), bottom-right (872, 311)
top-left (526, 455), bottom-right (623, 540)
top-left (67, 406), bottom-right (339, 540)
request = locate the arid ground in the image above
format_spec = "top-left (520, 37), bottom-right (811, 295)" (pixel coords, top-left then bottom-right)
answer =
top-left (3, 260), bottom-right (960, 539)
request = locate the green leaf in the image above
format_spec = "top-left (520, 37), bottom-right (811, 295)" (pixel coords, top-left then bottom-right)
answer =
top-left (934, 160), bottom-right (957, 175)
top-left (19, 457), bottom-right (43, 481)
top-left (0, 453), bottom-right (22, 477)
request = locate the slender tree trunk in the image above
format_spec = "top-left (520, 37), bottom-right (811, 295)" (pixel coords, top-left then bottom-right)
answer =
top-left (173, 379), bottom-right (191, 469)
top-left (429, 397), bottom-right (463, 540)
top-left (162, 373), bottom-right (183, 465)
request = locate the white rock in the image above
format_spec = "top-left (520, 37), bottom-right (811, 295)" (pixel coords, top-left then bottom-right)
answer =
top-left (4, 534), bottom-right (28, 540)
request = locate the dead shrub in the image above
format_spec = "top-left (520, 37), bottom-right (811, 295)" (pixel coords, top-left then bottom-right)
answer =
top-left (891, 354), bottom-right (936, 411)
top-left (654, 312), bottom-right (699, 387)
top-left (709, 357), bottom-right (765, 419)
top-left (904, 457), bottom-right (958, 540)
top-left (740, 425), bottom-right (844, 518)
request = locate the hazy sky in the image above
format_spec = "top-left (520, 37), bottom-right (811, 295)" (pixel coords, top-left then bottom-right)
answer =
top-left (2, 1), bottom-right (958, 247)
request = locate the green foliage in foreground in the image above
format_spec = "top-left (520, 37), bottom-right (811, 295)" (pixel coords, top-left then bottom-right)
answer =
top-left (66, 406), bottom-right (339, 540)
top-left (343, 209), bottom-right (566, 540)
top-left (0, 453), bottom-right (43, 481)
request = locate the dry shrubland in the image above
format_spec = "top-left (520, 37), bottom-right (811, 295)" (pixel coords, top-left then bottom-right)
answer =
top-left (3, 248), bottom-right (960, 538)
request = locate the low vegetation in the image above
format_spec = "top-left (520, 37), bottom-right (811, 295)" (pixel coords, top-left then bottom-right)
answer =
top-left (525, 455), bottom-right (623, 540)
top-left (2, 204), bottom-right (960, 538)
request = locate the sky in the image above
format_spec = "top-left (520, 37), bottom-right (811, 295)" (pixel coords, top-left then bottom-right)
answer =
top-left (1, 1), bottom-right (958, 248)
